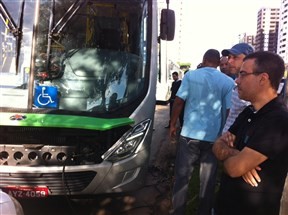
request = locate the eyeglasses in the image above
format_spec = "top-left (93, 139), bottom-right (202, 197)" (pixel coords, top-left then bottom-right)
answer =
top-left (238, 70), bottom-right (263, 78)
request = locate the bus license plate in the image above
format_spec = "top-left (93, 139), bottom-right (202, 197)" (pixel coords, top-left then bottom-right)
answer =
top-left (2, 186), bottom-right (49, 198)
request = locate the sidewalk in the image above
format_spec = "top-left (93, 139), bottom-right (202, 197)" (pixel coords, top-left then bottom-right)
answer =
top-left (150, 104), bottom-right (177, 170)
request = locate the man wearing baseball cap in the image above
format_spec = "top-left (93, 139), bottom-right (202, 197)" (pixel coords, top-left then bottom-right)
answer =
top-left (221, 43), bottom-right (254, 134)
top-left (222, 42), bottom-right (254, 57)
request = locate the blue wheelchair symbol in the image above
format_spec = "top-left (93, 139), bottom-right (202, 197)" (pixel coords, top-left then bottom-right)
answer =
top-left (34, 86), bottom-right (58, 108)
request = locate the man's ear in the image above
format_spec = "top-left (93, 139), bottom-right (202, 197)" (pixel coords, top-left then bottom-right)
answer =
top-left (202, 59), bottom-right (206, 66)
top-left (259, 72), bottom-right (270, 85)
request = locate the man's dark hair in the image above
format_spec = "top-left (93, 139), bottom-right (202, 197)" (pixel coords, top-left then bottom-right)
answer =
top-left (172, 71), bottom-right (179, 76)
top-left (244, 51), bottom-right (285, 91)
top-left (203, 49), bottom-right (220, 66)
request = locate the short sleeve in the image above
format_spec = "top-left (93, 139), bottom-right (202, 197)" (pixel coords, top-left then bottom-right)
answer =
top-left (176, 72), bottom-right (190, 101)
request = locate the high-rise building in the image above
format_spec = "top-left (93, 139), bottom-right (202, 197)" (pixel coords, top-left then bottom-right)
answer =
top-left (277, 0), bottom-right (288, 64)
top-left (255, 7), bottom-right (280, 53)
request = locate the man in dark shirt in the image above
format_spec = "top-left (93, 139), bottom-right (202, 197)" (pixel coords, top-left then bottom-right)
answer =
top-left (212, 51), bottom-right (288, 215)
top-left (165, 71), bottom-right (183, 128)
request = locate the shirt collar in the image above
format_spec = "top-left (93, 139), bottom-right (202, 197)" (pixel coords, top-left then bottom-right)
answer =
top-left (249, 97), bottom-right (286, 115)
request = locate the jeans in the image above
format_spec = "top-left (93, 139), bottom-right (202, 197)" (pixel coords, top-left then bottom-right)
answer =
top-left (172, 136), bottom-right (218, 215)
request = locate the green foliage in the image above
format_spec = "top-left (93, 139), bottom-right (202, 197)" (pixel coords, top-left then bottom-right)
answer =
top-left (177, 62), bottom-right (191, 67)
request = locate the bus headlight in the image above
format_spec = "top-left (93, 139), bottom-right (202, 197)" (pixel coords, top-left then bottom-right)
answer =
top-left (101, 119), bottom-right (151, 162)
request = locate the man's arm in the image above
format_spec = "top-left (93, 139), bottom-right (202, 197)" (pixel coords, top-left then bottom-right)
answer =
top-left (169, 96), bottom-right (184, 139)
top-left (213, 132), bottom-right (266, 186)
top-left (223, 147), bottom-right (267, 178)
top-left (212, 132), bottom-right (239, 161)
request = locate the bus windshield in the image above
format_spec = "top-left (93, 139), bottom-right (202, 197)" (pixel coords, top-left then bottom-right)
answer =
top-left (0, 0), bottom-right (148, 114)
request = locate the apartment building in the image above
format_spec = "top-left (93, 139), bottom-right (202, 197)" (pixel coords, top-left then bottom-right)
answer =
top-left (278, 0), bottom-right (288, 64)
top-left (255, 7), bottom-right (280, 53)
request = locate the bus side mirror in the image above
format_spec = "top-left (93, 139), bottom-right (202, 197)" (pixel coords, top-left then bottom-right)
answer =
top-left (160, 9), bottom-right (175, 41)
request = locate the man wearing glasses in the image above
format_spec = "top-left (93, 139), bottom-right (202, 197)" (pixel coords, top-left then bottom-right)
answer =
top-left (213, 51), bottom-right (288, 215)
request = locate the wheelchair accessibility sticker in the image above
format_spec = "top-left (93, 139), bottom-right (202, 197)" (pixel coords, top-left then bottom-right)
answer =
top-left (34, 86), bottom-right (58, 108)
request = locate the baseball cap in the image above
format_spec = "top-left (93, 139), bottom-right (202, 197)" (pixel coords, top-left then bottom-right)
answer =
top-left (222, 43), bottom-right (254, 56)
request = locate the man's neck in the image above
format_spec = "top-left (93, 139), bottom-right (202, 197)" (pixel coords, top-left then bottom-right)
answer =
top-left (252, 91), bottom-right (278, 111)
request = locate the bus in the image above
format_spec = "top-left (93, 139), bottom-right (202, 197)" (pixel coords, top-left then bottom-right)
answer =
top-left (0, 0), bottom-right (175, 198)
top-left (156, 57), bottom-right (182, 103)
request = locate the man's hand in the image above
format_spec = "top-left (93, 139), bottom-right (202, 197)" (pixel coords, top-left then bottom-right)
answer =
top-left (169, 125), bottom-right (177, 144)
top-left (242, 166), bottom-right (262, 187)
top-left (212, 132), bottom-right (239, 161)
top-left (222, 131), bottom-right (236, 147)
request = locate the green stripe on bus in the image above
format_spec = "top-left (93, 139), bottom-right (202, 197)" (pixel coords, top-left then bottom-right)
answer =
top-left (0, 113), bottom-right (134, 131)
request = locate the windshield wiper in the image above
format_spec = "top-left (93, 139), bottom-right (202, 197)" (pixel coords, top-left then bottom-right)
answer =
top-left (50, 0), bottom-right (88, 37)
top-left (0, 0), bottom-right (25, 75)
top-left (46, 0), bottom-right (88, 79)
top-left (16, 0), bottom-right (25, 75)
top-left (0, 1), bottom-right (17, 34)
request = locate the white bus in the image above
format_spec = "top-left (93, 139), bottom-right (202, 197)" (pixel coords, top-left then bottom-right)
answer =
top-left (156, 57), bottom-right (182, 103)
top-left (0, 0), bottom-right (175, 198)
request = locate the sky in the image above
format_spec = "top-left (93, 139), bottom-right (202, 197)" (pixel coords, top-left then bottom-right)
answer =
top-left (169, 0), bottom-right (282, 68)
